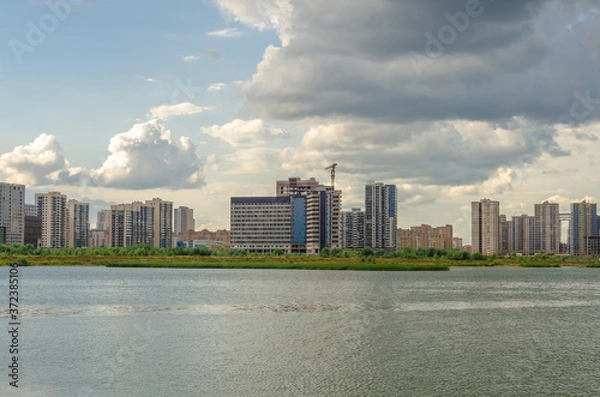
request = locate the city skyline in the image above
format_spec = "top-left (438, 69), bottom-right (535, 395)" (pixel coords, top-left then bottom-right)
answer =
top-left (5, 180), bottom-right (600, 247)
top-left (1, 1), bottom-right (599, 242)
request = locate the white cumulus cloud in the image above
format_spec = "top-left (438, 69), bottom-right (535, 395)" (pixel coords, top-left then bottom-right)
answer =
top-left (181, 55), bottom-right (200, 62)
top-left (207, 83), bottom-right (227, 92)
top-left (201, 119), bottom-right (288, 147)
top-left (212, 0), bottom-right (294, 44)
top-left (0, 133), bottom-right (85, 185)
top-left (148, 103), bottom-right (210, 120)
top-left (92, 120), bottom-right (204, 189)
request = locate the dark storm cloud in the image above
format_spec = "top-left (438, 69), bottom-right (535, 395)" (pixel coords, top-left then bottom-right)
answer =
top-left (240, 0), bottom-right (600, 125)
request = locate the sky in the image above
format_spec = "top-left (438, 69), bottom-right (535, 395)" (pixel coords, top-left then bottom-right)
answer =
top-left (1, 0), bottom-right (599, 243)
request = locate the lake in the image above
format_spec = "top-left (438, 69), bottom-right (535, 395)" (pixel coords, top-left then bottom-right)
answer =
top-left (2, 266), bottom-right (599, 396)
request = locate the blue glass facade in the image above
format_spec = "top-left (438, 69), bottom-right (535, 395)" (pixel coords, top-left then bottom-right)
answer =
top-left (291, 197), bottom-right (307, 245)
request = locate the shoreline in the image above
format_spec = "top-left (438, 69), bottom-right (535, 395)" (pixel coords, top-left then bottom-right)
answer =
top-left (2, 255), bottom-right (598, 270)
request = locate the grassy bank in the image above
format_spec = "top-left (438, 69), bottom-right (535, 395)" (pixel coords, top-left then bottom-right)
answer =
top-left (1, 252), bottom-right (598, 270)
top-left (0, 254), bottom-right (452, 270)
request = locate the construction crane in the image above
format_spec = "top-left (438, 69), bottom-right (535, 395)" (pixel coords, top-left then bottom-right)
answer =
top-left (325, 163), bottom-right (338, 189)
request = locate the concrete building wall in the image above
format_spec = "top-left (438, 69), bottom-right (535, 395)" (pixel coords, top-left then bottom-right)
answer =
top-left (534, 201), bottom-right (560, 255)
top-left (146, 198), bottom-right (173, 248)
top-left (174, 206), bottom-right (195, 234)
top-left (67, 200), bottom-right (90, 248)
top-left (36, 192), bottom-right (67, 248)
top-left (0, 183), bottom-right (25, 245)
top-left (472, 199), bottom-right (500, 255)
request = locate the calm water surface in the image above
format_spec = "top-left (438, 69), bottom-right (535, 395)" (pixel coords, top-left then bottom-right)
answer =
top-left (1, 266), bottom-right (599, 396)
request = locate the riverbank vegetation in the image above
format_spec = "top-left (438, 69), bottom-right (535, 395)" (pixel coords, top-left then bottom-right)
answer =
top-left (0, 244), bottom-right (598, 269)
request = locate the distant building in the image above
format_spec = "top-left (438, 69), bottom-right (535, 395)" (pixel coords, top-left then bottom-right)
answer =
top-left (96, 210), bottom-right (110, 230)
top-left (231, 176), bottom-right (341, 255)
top-left (173, 229), bottom-right (230, 248)
top-left (0, 226), bottom-right (6, 245)
top-left (276, 177), bottom-right (320, 196)
top-left (365, 182), bottom-right (397, 251)
top-left (510, 214), bottom-right (535, 255)
top-left (341, 208), bottom-right (365, 249)
top-left (570, 201), bottom-right (598, 256)
top-left (452, 237), bottom-right (463, 249)
top-left (36, 192), bottom-right (67, 248)
top-left (230, 196), bottom-right (294, 254)
top-left (146, 198), bottom-right (173, 248)
top-left (109, 202), bottom-right (154, 247)
top-left (174, 206), bottom-right (195, 234)
top-left (0, 183), bottom-right (25, 245)
top-left (499, 214), bottom-right (511, 255)
top-left (471, 198), bottom-right (500, 255)
top-left (25, 204), bottom-right (37, 217)
top-left (398, 224), bottom-right (453, 250)
top-left (89, 229), bottom-right (108, 248)
top-left (534, 201), bottom-right (560, 255)
top-left (306, 186), bottom-right (341, 254)
top-left (24, 215), bottom-right (42, 247)
top-left (67, 199), bottom-right (90, 248)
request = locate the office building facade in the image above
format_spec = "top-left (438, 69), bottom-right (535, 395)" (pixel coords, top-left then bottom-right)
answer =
top-left (230, 196), bottom-right (293, 253)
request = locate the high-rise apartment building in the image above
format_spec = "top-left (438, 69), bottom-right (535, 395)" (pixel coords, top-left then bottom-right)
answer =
top-left (570, 201), bottom-right (598, 256)
top-left (174, 206), bottom-right (195, 234)
top-left (0, 183), bottom-right (25, 245)
top-left (471, 198), bottom-right (500, 255)
top-left (510, 214), bottom-right (535, 255)
top-left (96, 210), bottom-right (110, 230)
top-left (109, 202), bottom-right (154, 247)
top-left (534, 201), bottom-right (560, 255)
top-left (306, 186), bottom-right (341, 254)
top-left (341, 208), bottom-right (365, 249)
top-left (499, 214), bottom-right (511, 255)
top-left (365, 182), bottom-right (397, 251)
top-left (146, 198), bottom-right (173, 248)
top-left (36, 192), bottom-right (67, 248)
top-left (67, 199), bottom-right (90, 248)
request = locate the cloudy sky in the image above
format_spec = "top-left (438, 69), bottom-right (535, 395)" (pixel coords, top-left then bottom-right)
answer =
top-left (1, 0), bottom-right (599, 242)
